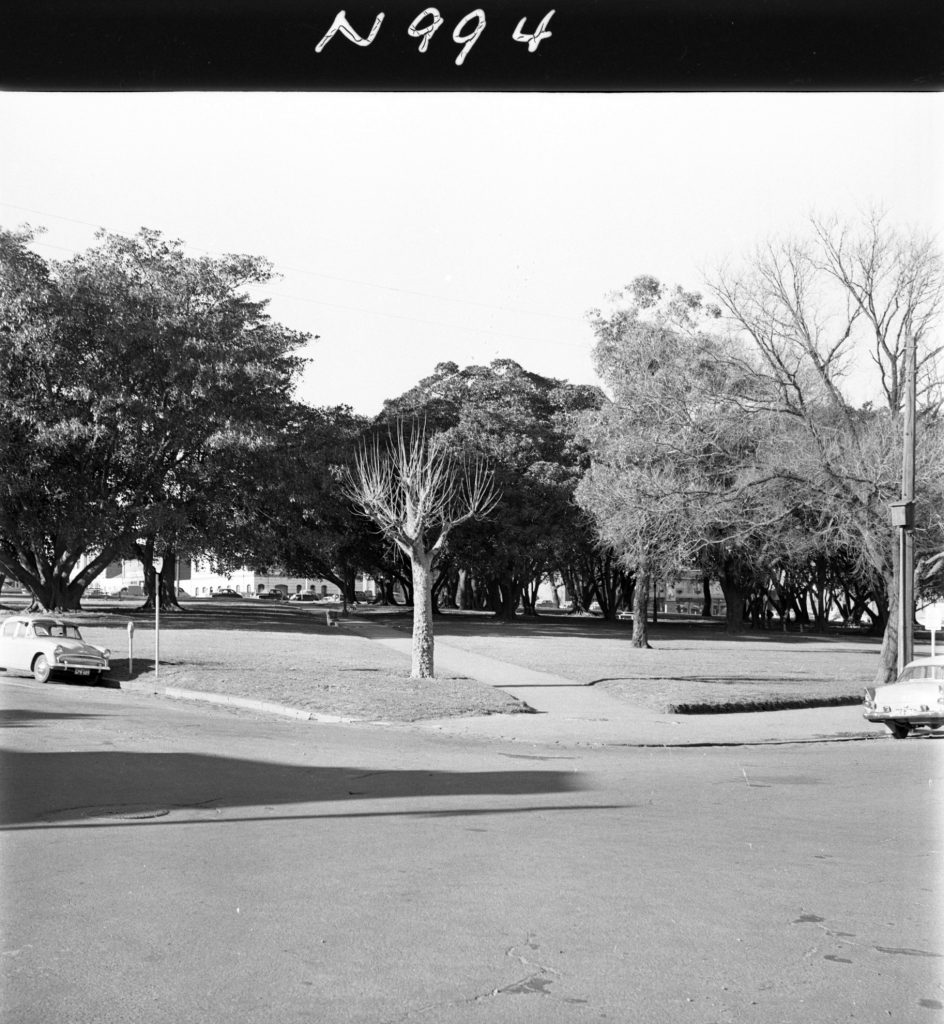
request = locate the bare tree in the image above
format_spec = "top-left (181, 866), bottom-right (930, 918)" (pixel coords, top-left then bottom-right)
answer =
top-left (345, 421), bottom-right (498, 678)
top-left (710, 211), bottom-right (944, 682)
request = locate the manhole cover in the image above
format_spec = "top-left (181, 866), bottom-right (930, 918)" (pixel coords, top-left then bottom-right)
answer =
top-left (43, 804), bottom-right (171, 822)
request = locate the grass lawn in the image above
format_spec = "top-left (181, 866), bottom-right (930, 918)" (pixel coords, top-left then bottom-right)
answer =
top-left (1, 599), bottom-right (907, 718)
top-left (0, 599), bottom-right (528, 722)
top-left (411, 609), bottom-right (894, 713)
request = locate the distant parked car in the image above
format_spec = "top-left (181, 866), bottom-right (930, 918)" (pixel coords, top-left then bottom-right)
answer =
top-left (289, 592), bottom-right (317, 602)
top-left (85, 587), bottom-right (106, 598)
top-left (211, 589), bottom-right (243, 599)
top-left (257, 590), bottom-right (285, 601)
top-left (863, 655), bottom-right (944, 738)
top-left (0, 614), bottom-right (110, 684)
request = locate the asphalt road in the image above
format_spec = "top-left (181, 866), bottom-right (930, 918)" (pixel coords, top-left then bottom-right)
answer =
top-left (2, 680), bottom-right (942, 1024)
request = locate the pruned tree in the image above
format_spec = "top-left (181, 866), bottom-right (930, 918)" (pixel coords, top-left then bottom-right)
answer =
top-left (345, 420), bottom-right (498, 678)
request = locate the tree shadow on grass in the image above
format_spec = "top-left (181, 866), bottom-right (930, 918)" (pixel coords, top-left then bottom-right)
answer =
top-left (425, 612), bottom-right (882, 648)
top-left (77, 602), bottom-right (340, 635)
top-left (592, 675), bottom-right (867, 686)
top-left (54, 604), bottom-right (884, 648)
top-left (0, 747), bottom-right (595, 829)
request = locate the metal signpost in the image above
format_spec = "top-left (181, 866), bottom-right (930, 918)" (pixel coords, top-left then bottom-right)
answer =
top-left (127, 620), bottom-right (135, 675)
top-left (926, 606), bottom-right (943, 658)
top-left (153, 556), bottom-right (163, 677)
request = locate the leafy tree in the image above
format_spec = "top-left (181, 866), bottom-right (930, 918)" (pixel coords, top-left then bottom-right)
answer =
top-left (230, 402), bottom-right (396, 608)
top-left (578, 279), bottom-right (779, 642)
top-left (0, 227), bottom-right (308, 611)
top-left (382, 360), bottom-right (603, 619)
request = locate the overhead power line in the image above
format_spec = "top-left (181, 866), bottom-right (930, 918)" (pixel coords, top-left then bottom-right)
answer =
top-left (0, 201), bottom-right (583, 326)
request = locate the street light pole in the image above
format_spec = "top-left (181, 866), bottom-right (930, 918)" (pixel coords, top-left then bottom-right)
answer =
top-left (897, 322), bottom-right (917, 674)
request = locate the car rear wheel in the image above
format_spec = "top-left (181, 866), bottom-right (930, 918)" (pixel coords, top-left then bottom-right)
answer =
top-left (32, 654), bottom-right (52, 684)
top-left (886, 721), bottom-right (911, 739)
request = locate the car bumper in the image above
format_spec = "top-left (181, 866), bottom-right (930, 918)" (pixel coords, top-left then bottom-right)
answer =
top-left (55, 659), bottom-right (109, 675)
top-left (863, 709), bottom-right (944, 727)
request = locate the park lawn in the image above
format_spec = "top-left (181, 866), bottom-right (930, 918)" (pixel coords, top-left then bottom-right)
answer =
top-left (420, 610), bottom-right (885, 713)
top-left (3, 600), bottom-right (902, 717)
top-left (2, 602), bottom-right (528, 722)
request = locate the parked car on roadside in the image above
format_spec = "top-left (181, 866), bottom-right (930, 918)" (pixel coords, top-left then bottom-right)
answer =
top-left (210, 589), bottom-right (243, 599)
top-left (257, 590), bottom-right (285, 601)
top-left (288, 592), bottom-right (317, 602)
top-left (863, 655), bottom-right (944, 738)
top-left (0, 614), bottom-right (110, 684)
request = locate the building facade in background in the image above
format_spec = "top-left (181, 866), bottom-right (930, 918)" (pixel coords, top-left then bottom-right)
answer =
top-left (101, 558), bottom-right (376, 601)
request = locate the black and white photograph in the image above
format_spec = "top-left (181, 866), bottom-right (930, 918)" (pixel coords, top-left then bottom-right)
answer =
top-left (2, 9), bottom-right (942, 1022)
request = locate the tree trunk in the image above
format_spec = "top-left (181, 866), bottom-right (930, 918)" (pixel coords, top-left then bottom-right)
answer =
top-left (875, 570), bottom-right (899, 685)
top-left (718, 573), bottom-right (747, 633)
top-left (32, 574), bottom-right (86, 613)
top-left (497, 575), bottom-right (521, 621)
top-left (456, 569), bottom-right (473, 610)
top-left (342, 567), bottom-right (357, 606)
top-left (158, 552), bottom-right (184, 611)
top-left (701, 575), bottom-right (712, 617)
top-left (410, 550), bottom-right (436, 678)
top-left (631, 567), bottom-right (651, 648)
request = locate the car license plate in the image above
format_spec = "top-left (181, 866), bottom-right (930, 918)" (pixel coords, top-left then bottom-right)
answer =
top-left (75, 669), bottom-right (91, 676)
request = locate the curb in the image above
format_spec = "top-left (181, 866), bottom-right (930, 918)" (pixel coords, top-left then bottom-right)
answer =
top-left (114, 679), bottom-right (359, 724)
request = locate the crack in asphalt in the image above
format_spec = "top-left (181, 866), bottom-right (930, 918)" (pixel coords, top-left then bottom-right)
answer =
top-left (793, 913), bottom-right (943, 962)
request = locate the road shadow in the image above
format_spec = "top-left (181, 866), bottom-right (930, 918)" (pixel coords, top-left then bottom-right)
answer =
top-left (0, 747), bottom-right (591, 828)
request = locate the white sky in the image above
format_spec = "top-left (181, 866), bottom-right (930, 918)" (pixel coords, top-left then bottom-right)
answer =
top-left (1, 92), bottom-right (940, 414)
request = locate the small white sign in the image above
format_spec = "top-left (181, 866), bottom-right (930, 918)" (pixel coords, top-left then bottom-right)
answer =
top-left (921, 603), bottom-right (944, 633)
top-left (153, 557), bottom-right (164, 573)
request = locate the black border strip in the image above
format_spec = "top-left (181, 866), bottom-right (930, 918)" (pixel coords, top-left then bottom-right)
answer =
top-left (4, 0), bottom-right (943, 91)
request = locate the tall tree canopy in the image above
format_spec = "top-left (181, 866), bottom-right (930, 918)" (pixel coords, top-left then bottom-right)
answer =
top-left (580, 214), bottom-right (944, 678)
top-left (382, 359), bottom-right (604, 618)
top-left (0, 227), bottom-right (308, 610)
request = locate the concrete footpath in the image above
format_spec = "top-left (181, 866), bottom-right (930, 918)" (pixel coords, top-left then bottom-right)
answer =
top-left (104, 614), bottom-right (892, 748)
top-left (340, 617), bottom-right (889, 747)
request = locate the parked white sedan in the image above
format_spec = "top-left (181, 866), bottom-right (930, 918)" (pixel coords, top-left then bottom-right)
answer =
top-left (863, 655), bottom-right (944, 738)
top-left (0, 615), bottom-right (111, 684)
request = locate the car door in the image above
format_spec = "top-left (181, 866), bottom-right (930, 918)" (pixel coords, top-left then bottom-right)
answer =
top-left (0, 618), bottom-right (28, 672)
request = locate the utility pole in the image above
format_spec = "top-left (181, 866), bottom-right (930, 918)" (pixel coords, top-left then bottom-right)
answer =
top-left (896, 322), bottom-right (917, 674)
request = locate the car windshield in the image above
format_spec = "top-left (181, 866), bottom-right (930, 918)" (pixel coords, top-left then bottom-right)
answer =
top-left (897, 664), bottom-right (944, 683)
top-left (33, 622), bottom-right (82, 640)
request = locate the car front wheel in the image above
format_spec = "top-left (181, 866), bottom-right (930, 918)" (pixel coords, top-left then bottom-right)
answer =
top-left (886, 721), bottom-right (911, 740)
top-left (32, 654), bottom-right (52, 684)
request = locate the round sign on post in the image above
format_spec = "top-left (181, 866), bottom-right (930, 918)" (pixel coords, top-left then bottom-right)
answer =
top-left (922, 604), bottom-right (944, 658)
top-left (924, 606), bottom-right (944, 632)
